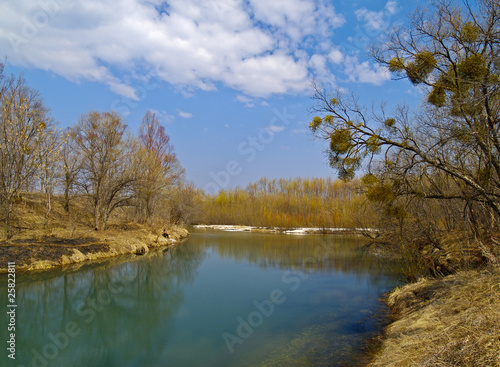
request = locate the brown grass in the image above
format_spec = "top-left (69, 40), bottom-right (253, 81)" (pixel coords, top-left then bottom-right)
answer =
top-left (369, 266), bottom-right (500, 367)
top-left (0, 193), bottom-right (188, 271)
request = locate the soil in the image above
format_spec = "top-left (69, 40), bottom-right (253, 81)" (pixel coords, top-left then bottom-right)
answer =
top-left (0, 227), bottom-right (189, 272)
top-left (0, 237), bottom-right (109, 267)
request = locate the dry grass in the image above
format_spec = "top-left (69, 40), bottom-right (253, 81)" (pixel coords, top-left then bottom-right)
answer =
top-left (369, 266), bottom-right (500, 367)
top-left (0, 193), bottom-right (188, 271)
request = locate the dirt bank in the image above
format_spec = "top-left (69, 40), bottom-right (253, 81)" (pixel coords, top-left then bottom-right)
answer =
top-left (0, 226), bottom-right (189, 273)
top-left (369, 266), bottom-right (500, 367)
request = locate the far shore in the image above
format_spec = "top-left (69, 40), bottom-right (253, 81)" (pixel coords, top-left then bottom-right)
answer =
top-left (193, 224), bottom-right (379, 235)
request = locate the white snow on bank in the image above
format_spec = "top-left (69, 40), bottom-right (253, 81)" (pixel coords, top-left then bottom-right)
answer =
top-left (194, 225), bottom-right (258, 232)
top-left (193, 224), bottom-right (378, 235)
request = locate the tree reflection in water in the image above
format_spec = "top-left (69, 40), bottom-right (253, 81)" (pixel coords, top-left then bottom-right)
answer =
top-left (2, 230), bottom-right (401, 367)
top-left (8, 243), bottom-right (204, 367)
top-left (192, 230), bottom-right (399, 281)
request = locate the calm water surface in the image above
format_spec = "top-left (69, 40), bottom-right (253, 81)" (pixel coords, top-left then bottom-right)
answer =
top-left (1, 229), bottom-right (401, 367)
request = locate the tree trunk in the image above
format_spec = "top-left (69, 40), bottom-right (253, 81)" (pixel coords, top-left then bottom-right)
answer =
top-left (44, 190), bottom-right (52, 225)
top-left (63, 175), bottom-right (71, 212)
top-left (5, 199), bottom-right (13, 240)
top-left (94, 205), bottom-right (101, 231)
top-left (94, 202), bottom-right (110, 231)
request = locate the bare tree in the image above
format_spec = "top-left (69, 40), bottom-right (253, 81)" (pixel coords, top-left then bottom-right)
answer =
top-left (73, 111), bottom-right (136, 230)
top-left (165, 183), bottom-right (202, 225)
top-left (36, 124), bottom-right (61, 223)
top-left (134, 111), bottom-right (183, 222)
top-left (60, 128), bottom-right (82, 212)
top-left (0, 70), bottom-right (53, 238)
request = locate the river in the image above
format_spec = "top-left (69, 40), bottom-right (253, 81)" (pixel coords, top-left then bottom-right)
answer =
top-left (1, 228), bottom-right (401, 367)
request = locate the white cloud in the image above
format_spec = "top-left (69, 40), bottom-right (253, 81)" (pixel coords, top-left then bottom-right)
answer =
top-left (344, 56), bottom-right (391, 85)
top-left (309, 54), bottom-right (327, 75)
top-left (249, 0), bottom-right (345, 43)
top-left (178, 111), bottom-right (193, 119)
top-left (0, 0), bottom-right (346, 98)
top-left (267, 125), bottom-right (285, 133)
top-left (385, 1), bottom-right (398, 15)
top-left (225, 53), bottom-right (309, 96)
top-left (236, 95), bottom-right (255, 107)
top-left (309, 53), bottom-right (337, 83)
top-left (355, 1), bottom-right (397, 31)
top-left (148, 109), bottom-right (175, 124)
top-left (355, 9), bottom-right (385, 31)
top-left (328, 48), bottom-right (344, 64)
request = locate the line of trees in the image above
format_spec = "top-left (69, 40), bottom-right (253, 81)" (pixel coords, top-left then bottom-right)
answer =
top-left (0, 65), bottom-right (187, 239)
top-left (310, 0), bottom-right (500, 271)
top-left (199, 177), bottom-right (377, 228)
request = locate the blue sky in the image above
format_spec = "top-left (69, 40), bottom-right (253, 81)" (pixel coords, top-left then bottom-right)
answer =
top-left (0, 0), bottom-right (420, 193)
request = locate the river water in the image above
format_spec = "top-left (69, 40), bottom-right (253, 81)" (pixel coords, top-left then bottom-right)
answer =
top-left (1, 228), bottom-right (401, 367)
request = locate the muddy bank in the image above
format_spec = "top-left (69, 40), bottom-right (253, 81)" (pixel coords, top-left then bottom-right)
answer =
top-left (369, 266), bottom-right (500, 367)
top-left (0, 226), bottom-right (189, 273)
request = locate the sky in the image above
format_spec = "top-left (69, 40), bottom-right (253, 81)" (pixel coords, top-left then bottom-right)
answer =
top-left (0, 0), bottom-right (421, 193)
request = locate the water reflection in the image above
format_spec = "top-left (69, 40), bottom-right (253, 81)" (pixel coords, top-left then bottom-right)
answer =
top-left (4, 244), bottom-right (204, 367)
top-left (0, 229), bottom-right (400, 367)
top-left (192, 229), bottom-right (398, 281)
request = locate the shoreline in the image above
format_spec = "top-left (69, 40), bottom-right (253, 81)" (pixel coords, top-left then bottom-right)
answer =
top-left (0, 226), bottom-right (189, 273)
top-left (193, 224), bottom-right (378, 235)
top-left (368, 266), bottom-right (500, 366)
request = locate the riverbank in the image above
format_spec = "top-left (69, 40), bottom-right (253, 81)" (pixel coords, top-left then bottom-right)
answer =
top-left (0, 192), bottom-right (190, 273)
top-left (0, 225), bottom-right (189, 273)
top-left (369, 266), bottom-right (500, 367)
top-left (193, 224), bottom-right (378, 235)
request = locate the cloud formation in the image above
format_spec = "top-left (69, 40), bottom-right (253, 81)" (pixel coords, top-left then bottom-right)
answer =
top-left (355, 0), bottom-right (398, 31)
top-left (0, 0), bottom-right (394, 98)
top-left (178, 111), bottom-right (193, 119)
top-left (344, 56), bottom-right (391, 85)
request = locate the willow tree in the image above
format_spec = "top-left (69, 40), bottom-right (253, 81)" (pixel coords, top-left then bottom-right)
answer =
top-left (310, 0), bottom-right (500, 229)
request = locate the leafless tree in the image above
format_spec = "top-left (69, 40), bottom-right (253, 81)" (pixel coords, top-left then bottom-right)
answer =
top-left (60, 128), bottom-right (82, 212)
top-left (134, 111), bottom-right (184, 222)
top-left (0, 69), bottom-right (53, 238)
top-left (73, 111), bottom-right (136, 230)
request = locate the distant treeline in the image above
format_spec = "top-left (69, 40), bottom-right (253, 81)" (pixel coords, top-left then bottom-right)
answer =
top-left (198, 177), bottom-right (377, 229)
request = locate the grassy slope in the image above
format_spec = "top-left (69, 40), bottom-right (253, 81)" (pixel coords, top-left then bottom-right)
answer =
top-left (369, 266), bottom-right (500, 367)
top-left (0, 193), bottom-right (188, 272)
